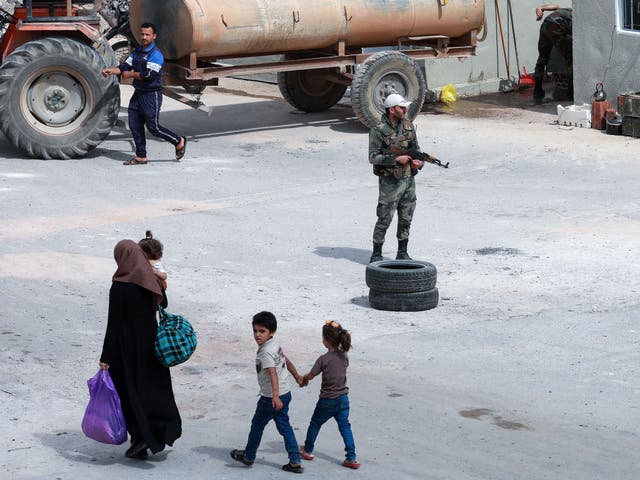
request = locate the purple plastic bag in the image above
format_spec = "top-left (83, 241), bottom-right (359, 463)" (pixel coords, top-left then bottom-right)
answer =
top-left (81, 369), bottom-right (127, 445)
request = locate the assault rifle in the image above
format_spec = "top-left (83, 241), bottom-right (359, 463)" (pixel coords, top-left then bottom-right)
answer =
top-left (388, 145), bottom-right (449, 169)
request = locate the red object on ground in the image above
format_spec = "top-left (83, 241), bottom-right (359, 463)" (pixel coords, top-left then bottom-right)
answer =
top-left (592, 100), bottom-right (612, 130)
top-left (520, 67), bottom-right (535, 87)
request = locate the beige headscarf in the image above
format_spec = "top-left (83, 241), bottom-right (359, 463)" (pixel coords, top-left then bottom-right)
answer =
top-left (112, 239), bottom-right (163, 308)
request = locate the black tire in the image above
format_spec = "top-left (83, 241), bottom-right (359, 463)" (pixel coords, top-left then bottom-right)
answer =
top-left (366, 260), bottom-right (437, 293)
top-left (369, 288), bottom-right (439, 312)
top-left (0, 37), bottom-right (120, 159)
top-left (277, 69), bottom-right (348, 112)
top-left (351, 51), bottom-right (427, 128)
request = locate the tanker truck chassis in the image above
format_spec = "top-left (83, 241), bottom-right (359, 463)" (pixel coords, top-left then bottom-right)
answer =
top-left (161, 33), bottom-right (478, 128)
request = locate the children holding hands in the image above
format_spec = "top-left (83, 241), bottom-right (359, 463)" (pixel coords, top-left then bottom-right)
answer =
top-left (230, 314), bottom-right (359, 474)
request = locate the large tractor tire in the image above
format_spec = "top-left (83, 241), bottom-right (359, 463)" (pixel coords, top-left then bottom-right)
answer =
top-left (351, 51), bottom-right (427, 128)
top-left (0, 37), bottom-right (120, 159)
top-left (278, 68), bottom-right (348, 112)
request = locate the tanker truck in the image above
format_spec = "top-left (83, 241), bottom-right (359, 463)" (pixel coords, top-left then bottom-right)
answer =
top-left (0, 0), bottom-right (485, 159)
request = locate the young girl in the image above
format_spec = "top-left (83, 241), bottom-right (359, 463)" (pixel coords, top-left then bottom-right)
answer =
top-left (138, 231), bottom-right (167, 288)
top-left (299, 320), bottom-right (360, 469)
top-left (138, 231), bottom-right (168, 308)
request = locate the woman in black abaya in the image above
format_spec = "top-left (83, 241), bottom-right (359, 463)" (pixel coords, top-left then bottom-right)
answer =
top-left (100, 239), bottom-right (181, 459)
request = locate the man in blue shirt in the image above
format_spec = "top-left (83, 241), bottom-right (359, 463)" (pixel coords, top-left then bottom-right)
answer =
top-left (103, 23), bottom-right (186, 165)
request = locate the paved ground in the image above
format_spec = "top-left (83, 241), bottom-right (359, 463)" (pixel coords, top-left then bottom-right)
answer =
top-left (0, 80), bottom-right (638, 480)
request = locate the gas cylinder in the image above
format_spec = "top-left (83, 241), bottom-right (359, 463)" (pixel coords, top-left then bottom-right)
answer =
top-left (129, 0), bottom-right (485, 60)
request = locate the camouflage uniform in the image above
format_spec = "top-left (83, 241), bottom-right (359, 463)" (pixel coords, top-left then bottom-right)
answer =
top-left (369, 113), bottom-right (420, 245)
top-left (534, 8), bottom-right (573, 80)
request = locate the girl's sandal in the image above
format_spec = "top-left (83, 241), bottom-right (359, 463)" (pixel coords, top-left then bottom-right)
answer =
top-left (282, 463), bottom-right (303, 474)
top-left (299, 448), bottom-right (314, 461)
top-left (229, 449), bottom-right (253, 466)
top-left (342, 459), bottom-right (361, 469)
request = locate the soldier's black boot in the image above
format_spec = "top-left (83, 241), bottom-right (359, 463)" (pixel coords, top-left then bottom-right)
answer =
top-left (369, 242), bottom-right (383, 263)
top-left (533, 76), bottom-right (545, 100)
top-left (396, 239), bottom-right (412, 260)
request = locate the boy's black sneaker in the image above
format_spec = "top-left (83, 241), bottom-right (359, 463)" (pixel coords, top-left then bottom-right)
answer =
top-left (282, 463), bottom-right (303, 473)
top-left (230, 449), bottom-right (254, 466)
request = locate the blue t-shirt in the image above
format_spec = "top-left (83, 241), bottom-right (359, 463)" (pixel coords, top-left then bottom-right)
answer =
top-left (119, 42), bottom-right (164, 92)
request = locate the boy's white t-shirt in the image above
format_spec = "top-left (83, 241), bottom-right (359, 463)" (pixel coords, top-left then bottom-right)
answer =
top-left (256, 337), bottom-right (291, 398)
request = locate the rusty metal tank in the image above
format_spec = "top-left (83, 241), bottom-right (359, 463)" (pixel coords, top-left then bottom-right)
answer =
top-left (129, 0), bottom-right (485, 60)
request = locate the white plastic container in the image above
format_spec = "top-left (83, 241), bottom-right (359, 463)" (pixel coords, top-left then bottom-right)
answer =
top-left (557, 104), bottom-right (592, 128)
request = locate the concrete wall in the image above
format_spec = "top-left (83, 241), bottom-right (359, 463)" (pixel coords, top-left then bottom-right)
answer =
top-left (573, 1), bottom-right (640, 104)
top-left (424, 0), bottom-right (572, 96)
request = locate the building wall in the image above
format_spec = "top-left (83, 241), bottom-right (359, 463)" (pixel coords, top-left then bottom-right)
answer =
top-left (573, 1), bottom-right (640, 104)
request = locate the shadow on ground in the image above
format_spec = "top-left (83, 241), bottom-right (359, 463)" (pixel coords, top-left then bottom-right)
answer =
top-left (37, 431), bottom-right (171, 470)
top-left (0, 83), bottom-right (571, 160)
top-left (313, 246), bottom-right (371, 265)
top-left (350, 295), bottom-right (372, 309)
top-left (193, 443), bottom-right (284, 470)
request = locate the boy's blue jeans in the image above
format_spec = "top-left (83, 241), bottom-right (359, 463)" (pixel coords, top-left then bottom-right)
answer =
top-left (304, 394), bottom-right (356, 461)
top-left (244, 392), bottom-right (301, 464)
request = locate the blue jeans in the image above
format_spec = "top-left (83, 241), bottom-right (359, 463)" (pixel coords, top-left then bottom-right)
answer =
top-left (244, 392), bottom-right (301, 464)
top-left (304, 394), bottom-right (356, 461)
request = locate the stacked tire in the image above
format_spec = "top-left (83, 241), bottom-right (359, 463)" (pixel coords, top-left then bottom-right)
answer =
top-left (366, 260), bottom-right (438, 311)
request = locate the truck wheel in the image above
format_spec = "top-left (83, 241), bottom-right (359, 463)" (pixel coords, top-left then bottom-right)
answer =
top-left (278, 69), bottom-right (347, 112)
top-left (366, 260), bottom-right (437, 293)
top-left (351, 51), bottom-right (427, 128)
top-left (369, 288), bottom-right (439, 312)
top-left (0, 37), bottom-right (120, 159)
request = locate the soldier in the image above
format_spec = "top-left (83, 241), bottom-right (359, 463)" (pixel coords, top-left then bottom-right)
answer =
top-left (368, 93), bottom-right (424, 263)
top-left (534, 4), bottom-right (573, 100)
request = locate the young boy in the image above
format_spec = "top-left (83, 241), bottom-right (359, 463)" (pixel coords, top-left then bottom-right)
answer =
top-left (230, 311), bottom-right (304, 473)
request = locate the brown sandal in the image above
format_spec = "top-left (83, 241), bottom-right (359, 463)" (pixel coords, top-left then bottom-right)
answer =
top-left (123, 158), bottom-right (148, 165)
top-left (175, 136), bottom-right (187, 160)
